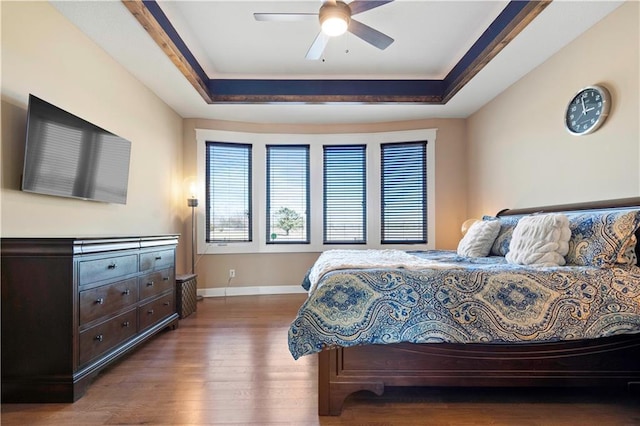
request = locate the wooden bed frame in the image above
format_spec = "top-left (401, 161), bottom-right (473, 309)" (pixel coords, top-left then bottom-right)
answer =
top-left (318, 197), bottom-right (640, 415)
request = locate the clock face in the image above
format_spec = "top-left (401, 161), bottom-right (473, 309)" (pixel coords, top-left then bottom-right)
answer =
top-left (565, 85), bottom-right (611, 135)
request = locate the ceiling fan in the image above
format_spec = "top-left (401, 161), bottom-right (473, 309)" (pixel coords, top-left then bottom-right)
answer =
top-left (254, 0), bottom-right (395, 60)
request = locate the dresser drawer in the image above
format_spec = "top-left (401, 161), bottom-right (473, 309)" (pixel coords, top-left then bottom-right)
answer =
top-left (79, 278), bottom-right (138, 326)
top-left (139, 292), bottom-right (174, 331)
top-left (79, 254), bottom-right (138, 285)
top-left (140, 249), bottom-right (174, 272)
top-left (79, 309), bottom-right (137, 366)
top-left (138, 269), bottom-right (174, 301)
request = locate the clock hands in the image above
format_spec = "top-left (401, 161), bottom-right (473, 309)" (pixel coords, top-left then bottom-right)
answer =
top-left (580, 96), bottom-right (597, 114)
top-left (580, 97), bottom-right (587, 115)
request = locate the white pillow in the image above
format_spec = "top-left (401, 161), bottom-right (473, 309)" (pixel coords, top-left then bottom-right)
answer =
top-left (457, 220), bottom-right (501, 257)
top-left (505, 213), bottom-right (571, 266)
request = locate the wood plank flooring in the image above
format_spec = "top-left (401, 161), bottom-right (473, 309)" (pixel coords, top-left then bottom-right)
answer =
top-left (2, 294), bottom-right (639, 425)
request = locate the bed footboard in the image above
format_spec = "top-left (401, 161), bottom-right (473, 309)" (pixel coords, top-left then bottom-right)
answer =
top-left (318, 334), bottom-right (640, 416)
top-left (318, 348), bottom-right (384, 415)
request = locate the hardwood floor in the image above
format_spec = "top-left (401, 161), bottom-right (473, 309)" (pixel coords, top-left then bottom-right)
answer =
top-left (2, 294), bottom-right (639, 425)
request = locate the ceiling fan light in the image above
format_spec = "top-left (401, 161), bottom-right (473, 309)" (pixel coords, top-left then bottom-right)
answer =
top-left (319, 2), bottom-right (351, 37)
top-left (322, 16), bottom-right (348, 36)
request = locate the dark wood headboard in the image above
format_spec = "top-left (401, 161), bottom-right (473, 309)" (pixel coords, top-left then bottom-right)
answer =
top-left (496, 197), bottom-right (640, 217)
top-left (497, 197), bottom-right (640, 266)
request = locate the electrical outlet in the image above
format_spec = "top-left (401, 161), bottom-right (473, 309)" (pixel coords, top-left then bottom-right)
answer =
top-left (229, 269), bottom-right (236, 278)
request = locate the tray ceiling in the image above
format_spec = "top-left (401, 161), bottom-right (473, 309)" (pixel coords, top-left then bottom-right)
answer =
top-left (52, 1), bottom-right (624, 124)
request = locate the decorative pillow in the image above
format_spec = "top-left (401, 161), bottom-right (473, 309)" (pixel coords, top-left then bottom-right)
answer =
top-left (484, 215), bottom-right (520, 256)
top-left (565, 209), bottom-right (640, 267)
top-left (505, 213), bottom-right (571, 267)
top-left (457, 220), bottom-right (501, 257)
top-left (301, 268), bottom-right (312, 291)
top-left (617, 234), bottom-right (638, 265)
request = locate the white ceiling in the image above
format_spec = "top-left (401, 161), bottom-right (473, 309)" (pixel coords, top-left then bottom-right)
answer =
top-left (51, 1), bottom-right (623, 124)
top-left (160, 0), bottom-right (509, 78)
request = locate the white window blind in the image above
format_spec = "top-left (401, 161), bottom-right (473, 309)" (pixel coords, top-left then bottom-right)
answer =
top-left (380, 141), bottom-right (427, 244)
top-left (206, 142), bottom-right (252, 242)
top-left (323, 145), bottom-right (367, 244)
top-left (266, 145), bottom-right (310, 244)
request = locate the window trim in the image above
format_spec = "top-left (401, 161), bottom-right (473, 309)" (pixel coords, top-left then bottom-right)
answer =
top-left (195, 128), bottom-right (436, 254)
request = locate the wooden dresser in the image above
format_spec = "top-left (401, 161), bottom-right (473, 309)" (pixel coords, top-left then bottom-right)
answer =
top-left (1, 235), bottom-right (180, 402)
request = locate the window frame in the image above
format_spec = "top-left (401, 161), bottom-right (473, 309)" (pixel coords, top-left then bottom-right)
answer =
top-left (205, 141), bottom-right (253, 243)
top-left (380, 141), bottom-right (428, 244)
top-left (195, 128), bottom-right (436, 254)
top-left (323, 144), bottom-right (367, 245)
top-left (266, 144), bottom-right (310, 245)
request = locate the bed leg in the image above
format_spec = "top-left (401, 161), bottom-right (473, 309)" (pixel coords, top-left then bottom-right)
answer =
top-left (318, 349), bottom-right (384, 416)
top-left (318, 349), bottom-right (332, 415)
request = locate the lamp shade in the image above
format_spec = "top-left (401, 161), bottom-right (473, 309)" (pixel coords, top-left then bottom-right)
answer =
top-left (461, 218), bottom-right (480, 235)
top-left (322, 16), bottom-right (348, 36)
top-left (184, 176), bottom-right (198, 201)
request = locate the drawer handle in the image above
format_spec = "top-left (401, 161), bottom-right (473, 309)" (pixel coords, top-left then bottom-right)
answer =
top-left (163, 277), bottom-right (169, 281)
top-left (163, 302), bottom-right (170, 306)
top-left (123, 321), bottom-right (130, 328)
top-left (95, 334), bottom-right (104, 342)
top-left (147, 281), bottom-right (155, 287)
top-left (96, 298), bottom-right (105, 305)
top-left (155, 256), bottom-right (162, 260)
top-left (147, 309), bottom-right (154, 315)
top-left (122, 289), bottom-right (130, 296)
top-left (107, 263), bottom-right (118, 270)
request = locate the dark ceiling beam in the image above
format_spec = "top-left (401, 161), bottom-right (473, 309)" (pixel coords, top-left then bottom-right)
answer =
top-left (122, 0), bottom-right (552, 105)
top-left (442, 0), bottom-right (552, 103)
top-left (207, 79), bottom-right (445, 104)
top-left (122, 0), bottom-right (213, 103)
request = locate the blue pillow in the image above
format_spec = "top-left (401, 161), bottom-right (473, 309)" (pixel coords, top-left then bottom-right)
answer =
top-left (565, 209), bottom-right (640, 267)
top-left (483, 215), bottom-right (521, 257)
top-left (301, 268), bottom-right (312, 291)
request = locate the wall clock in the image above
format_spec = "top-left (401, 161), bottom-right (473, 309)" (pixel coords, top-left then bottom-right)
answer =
top-left (565, 85), bottom-right (611, 135)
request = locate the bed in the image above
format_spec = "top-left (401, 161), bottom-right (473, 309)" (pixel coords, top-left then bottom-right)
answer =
top-left (288, 198), bottom-right (640, 415)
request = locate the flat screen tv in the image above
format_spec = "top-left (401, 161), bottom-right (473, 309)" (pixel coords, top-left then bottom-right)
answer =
top-left (21, 94), bottom-right (131, 204)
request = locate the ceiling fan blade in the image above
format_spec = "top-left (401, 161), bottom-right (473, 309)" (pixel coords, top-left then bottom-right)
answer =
top-left (348, 0), bottom-right (394, 16)
top-left (305, 32), bottom-right (331, 60)
top-left (254, 13), bottom-right (318, 22)
top-left (348, 19), bottom-right (394, 50)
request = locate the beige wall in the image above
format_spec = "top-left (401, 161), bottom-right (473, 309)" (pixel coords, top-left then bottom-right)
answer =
top-left (0, 1), bottom-right (468, 290)
top-left (467, 1), bottom-right (639, 217)
top-left (1, 2), bottom-right (186, 269)
top-left (8, 2), bottom-right (635, 292)
top-left (183, 118), bottom-right (467, 289)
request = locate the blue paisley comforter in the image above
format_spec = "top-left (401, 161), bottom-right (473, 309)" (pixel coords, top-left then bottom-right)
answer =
top-left (288, 250), bottom-right (640, 359)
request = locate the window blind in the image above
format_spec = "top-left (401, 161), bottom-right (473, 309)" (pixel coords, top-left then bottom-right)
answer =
top-left (266, 145), bottom-right (310, 244)
top-left (380, 141), bottom-right (427, 244)
top-left (323, 145), bottom-right (367, 244)
top-left (206, 142), bottom-right (252, 242)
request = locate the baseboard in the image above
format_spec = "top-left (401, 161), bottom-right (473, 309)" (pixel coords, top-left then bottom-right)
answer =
top-left (198, 285), bottom-right (307, 298)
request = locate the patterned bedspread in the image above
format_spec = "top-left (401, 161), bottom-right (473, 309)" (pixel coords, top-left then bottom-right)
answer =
top-left (288, 250), bottom-right (640, 359)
